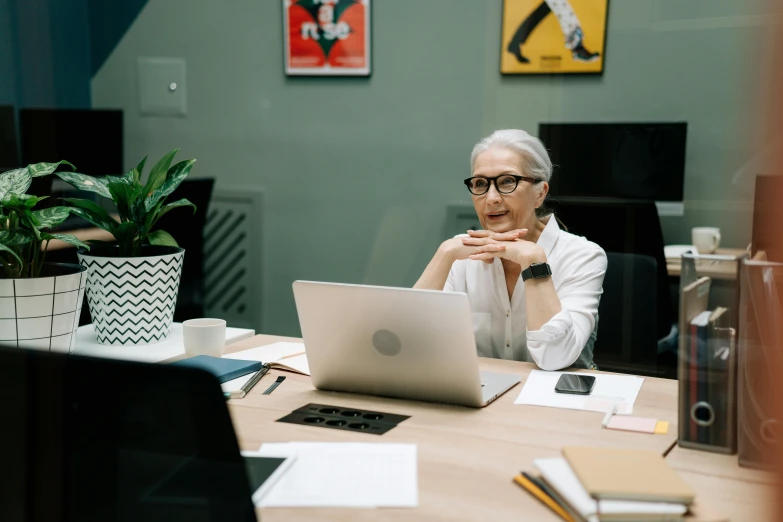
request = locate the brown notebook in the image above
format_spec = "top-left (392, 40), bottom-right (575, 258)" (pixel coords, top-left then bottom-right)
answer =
top-left (562, 446), bottom-right (695, 505)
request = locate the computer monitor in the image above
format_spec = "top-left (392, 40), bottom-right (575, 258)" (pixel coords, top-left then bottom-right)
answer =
top-left (0, 105), bottom-right (19, 170)
top-left (19, 108), bottom-right (123, 176)
top-left (538, 122), bottom-right (687, 204)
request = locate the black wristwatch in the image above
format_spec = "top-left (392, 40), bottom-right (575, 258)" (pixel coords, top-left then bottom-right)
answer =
top-left (521, 262), bottom-right (552, 282)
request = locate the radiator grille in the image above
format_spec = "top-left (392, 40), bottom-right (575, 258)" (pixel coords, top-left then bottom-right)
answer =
top-left (203, 188), bottom-right (262, 330)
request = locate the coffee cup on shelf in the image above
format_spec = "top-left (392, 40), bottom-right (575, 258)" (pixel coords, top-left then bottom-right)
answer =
top-left (691, 227), bottom-right (721, 254)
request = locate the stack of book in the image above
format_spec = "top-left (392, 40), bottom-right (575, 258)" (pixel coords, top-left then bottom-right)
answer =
top-left (516, 447), bottom-right (695, 522)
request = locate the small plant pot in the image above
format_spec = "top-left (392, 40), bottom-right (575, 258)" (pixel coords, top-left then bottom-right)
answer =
top-left (78, 245), bottom-right (184, 345)
top-left (0, 263), bottom-right (88, 352)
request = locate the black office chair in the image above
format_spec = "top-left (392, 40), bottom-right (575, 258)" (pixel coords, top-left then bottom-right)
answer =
top-left (155, 178), bottom-right (215, 322)
top-left (549, 197), bottom-right (672, 337)
top-left (549, 196), bottom-right (679, 370)
top-left (0, 346), bottom-right (257, 522)
top-left (592, 252), bottom-right (660, 376)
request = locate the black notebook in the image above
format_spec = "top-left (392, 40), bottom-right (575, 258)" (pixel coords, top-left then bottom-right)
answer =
top-left (172, 356), bottom-right (262, 383)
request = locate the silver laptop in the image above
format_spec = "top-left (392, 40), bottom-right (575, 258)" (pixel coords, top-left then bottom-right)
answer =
top-left (292, 281), bottom-right (520, 408)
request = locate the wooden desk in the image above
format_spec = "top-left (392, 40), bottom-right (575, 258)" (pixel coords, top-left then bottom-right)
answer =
top-left (666, 447), bottom-right (778, 521)
top-left (666, 248), bottom-right (747, 279)
top-left (219, 335), bottom-right (771, 521)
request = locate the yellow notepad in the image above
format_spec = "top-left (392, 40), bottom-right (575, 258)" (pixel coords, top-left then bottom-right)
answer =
top-left (563, 446), bottom-right (695, 505)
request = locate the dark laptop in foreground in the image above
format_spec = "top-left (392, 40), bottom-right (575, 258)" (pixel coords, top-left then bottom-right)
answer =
top-left (293, 281), bottom-right (521, 408)
top-left (0, 347), bottom-right (286, 522)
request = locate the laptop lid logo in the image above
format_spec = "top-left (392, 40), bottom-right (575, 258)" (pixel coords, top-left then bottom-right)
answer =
top-left (372, 330), bottom-right (401, 356)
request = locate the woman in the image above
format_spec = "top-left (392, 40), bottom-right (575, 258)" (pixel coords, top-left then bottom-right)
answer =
top-left (414, 129), bottom-right (606, 370)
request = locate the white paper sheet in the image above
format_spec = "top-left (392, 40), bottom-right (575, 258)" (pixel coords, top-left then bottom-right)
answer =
top-left (514, 370), bottom-right (644, 414)
top-left (255, 442), bottom-right (418, 508)
top-left (273, 353), bottom-right (310, 375)
top-left (224, 342), bottom-right (305, 364)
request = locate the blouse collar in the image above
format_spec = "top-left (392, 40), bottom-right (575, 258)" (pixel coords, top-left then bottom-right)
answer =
top-left (536, 214), bottom-right (560, 257)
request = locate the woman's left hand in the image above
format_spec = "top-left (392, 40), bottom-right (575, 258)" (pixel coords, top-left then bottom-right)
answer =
top-left (462, 230), bottom-right (546, 267)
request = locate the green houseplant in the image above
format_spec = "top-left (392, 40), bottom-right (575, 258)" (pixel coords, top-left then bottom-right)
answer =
top-left (0, 161), bottom-right (90, 351)
top-left (57, 149), bottom-right (197, 346)
top-left (56, 149), bottom-right (196, 257)
top-left (0, 161), bottom-right (91, 277)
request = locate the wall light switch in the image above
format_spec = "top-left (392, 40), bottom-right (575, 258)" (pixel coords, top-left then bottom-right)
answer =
top-left (137, 57), bottom-right (187, 116)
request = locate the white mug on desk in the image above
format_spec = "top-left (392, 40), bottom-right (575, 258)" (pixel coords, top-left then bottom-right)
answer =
top-left (183, 318), bottom-right (226, 357)
top-left (692, 227), bottom-right (721, 254)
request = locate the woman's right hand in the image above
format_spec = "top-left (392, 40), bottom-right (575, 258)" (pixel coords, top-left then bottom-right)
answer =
top-left (438, 230), bottom-right (522, 263)
top-left (415, 229), bottom-right (522, 289)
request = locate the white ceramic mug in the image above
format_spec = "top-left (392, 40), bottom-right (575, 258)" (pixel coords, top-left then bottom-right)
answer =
top-left (692, 227), bottom-right (721, 254)
top-left (183, 318), bottom-right (226, 357)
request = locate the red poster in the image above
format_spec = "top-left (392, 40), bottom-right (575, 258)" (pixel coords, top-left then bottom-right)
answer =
top-left (284, 0), bottom-right (371, 76)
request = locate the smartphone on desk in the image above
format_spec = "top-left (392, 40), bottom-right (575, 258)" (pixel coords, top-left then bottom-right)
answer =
top-left (554, 374), bottom-right (596, 395)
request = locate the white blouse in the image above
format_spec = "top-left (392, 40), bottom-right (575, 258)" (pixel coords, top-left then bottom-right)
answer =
top-left (444, 215), bottom-right (607, 370)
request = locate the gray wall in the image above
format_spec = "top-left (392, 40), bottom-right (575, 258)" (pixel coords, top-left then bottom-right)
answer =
top-left (0, 0), bottom-right (92, 108)
top-left (91, 0), bottom-right (778, 336)
top-left (0, 0), bottom-right (19, 105)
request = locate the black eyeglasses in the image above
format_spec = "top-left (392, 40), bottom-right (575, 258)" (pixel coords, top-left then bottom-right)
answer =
top-left (463, 174), bottom-right (542, 195)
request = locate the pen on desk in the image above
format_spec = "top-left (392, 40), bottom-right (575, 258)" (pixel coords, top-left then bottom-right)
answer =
top-left (224, 363), bottom-right (271, 399)
top-left (263, 375), bottom-right (286, 395)
top-left (601, 404), bottom-right (618, 428)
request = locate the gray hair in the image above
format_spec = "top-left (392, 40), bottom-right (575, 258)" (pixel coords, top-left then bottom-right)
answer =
top-left (470, 129), bottom-right (552, 183)
top-left (470, 129), bottom-right (553, 220)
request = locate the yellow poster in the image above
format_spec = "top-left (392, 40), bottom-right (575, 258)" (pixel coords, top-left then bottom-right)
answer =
top-left (501, 0), bottom-right (608, 74)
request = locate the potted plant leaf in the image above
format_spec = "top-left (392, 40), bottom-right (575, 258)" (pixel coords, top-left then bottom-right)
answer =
top-left (57, 149), bottom-right (196, 345)
top-left (0, 161), bottom-right (91, 351)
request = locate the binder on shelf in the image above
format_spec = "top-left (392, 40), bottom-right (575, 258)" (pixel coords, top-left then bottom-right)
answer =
top-left (677, 252), bottom-right (744, 454)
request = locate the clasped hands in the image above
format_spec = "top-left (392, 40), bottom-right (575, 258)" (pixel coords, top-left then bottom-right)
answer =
top-left (441, 229), bottom-right (546, 267)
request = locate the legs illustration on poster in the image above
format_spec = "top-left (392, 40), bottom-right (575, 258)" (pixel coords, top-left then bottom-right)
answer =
top-left (506, 0), bottom-right (601, 64)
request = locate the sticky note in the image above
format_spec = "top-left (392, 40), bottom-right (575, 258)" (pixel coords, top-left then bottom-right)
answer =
top-left (606, 416), bottom-right (658, 433)
top-left (654, 421), bottom-right (670, 434)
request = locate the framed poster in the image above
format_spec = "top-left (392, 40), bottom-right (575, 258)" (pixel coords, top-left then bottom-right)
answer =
top-left (283, 0), bottom-right (371, 76)
top-left (500, 0), bottom-right (608, 74)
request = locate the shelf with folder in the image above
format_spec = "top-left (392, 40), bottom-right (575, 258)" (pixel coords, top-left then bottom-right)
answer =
top-left (677, 252), bottom-right (746, 454)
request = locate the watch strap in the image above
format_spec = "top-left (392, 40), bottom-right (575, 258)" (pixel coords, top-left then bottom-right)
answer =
top-left (522, 262), bottom-right (552, 281)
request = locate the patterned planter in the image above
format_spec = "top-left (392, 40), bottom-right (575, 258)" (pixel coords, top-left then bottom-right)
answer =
top-left (0, 263), bottom-right (88, 352)
top-left (78, 246), bottom-right (184, 345)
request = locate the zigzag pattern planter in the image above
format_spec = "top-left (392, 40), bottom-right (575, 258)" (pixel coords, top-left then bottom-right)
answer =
top-left (78, 247), bottom-right (184, 345)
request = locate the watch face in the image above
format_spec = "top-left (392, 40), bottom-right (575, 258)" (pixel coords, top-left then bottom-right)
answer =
top-left (530, 263), bottom-right (551, 278)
